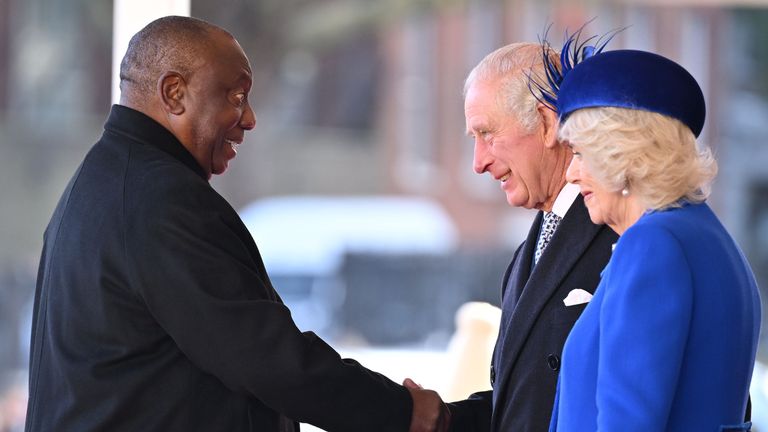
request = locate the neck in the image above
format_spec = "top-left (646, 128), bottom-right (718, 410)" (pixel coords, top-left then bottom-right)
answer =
top-left (119, 90), bottom-right (166, 127)
top-left (538, 150), bottom-right (571, 212)
top-left (609, 195), bottom-right (647, 235)
top-left (539, 178), bottom-right (567, 212)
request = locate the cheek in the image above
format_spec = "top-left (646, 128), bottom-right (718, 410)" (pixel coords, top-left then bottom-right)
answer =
top-left (209, 105), bottom-right (241, 132)
top-left (190, 122), bottom-right (215, 147)
top-left (224, 113), bottom-right (241, 129)
top-left (595, 193), bottom-right (616, 220)
top-left (490, 138), bottom-right (515, 160)
top-left (586, 199), bottom-right (604, 224)
top-left (224, 106), bottom-right (246, 126)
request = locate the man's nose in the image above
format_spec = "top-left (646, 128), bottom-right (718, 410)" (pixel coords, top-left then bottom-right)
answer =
top-left (473, 139), bottom-right (491, 174)
top-left (241, 103), bottom-right (257, 130)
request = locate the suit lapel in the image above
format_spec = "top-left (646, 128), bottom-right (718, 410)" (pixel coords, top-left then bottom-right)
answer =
top-left (492, 196), bottom-right (602, 417)
top-left (497, 212), bottom-right (541, 338)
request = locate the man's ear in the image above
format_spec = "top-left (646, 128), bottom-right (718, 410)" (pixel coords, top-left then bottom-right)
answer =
top-left (538, 103), bottom-right (559, 149)
top-left (158, 71), bottom-right (186, 115)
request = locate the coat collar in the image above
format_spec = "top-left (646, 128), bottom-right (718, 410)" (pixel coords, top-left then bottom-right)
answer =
top-left (104, 104), bottom-right (208, 180)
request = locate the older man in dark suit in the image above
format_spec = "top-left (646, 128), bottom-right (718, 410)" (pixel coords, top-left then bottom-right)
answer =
top-left (441, 43), bottom-right (618, 431)
top-left (24, 16), bottom-right (449, 432)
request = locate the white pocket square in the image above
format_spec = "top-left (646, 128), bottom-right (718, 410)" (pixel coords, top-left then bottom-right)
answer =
top-left (563, 289), bottom-right (592, 306)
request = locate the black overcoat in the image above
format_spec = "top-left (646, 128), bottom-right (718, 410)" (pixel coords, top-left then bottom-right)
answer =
top-left (25, 105), bottom-right (412, 432)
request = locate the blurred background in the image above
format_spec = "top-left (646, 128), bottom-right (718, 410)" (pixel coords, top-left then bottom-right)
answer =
top-left (2, 0), bottom-right (768, 430)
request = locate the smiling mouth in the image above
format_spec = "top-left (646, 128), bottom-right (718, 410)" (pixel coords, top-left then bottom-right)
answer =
top-left (499, 172), bottom-right (511, 182)
top-left (225, 139), bottom-right (241, 153)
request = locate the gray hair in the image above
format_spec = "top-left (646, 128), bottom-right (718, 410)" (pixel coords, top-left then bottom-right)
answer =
top-left (464, 43), bottom-right (559, 132)
top-left (560, 107), bottom-right (717, 210)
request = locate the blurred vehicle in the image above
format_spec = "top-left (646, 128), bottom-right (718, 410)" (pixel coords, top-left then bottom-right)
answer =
top-left (239, 195), bottom-right (459, 341)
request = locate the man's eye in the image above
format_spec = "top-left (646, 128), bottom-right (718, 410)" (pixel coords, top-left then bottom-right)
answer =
top-left (469, 130), bottom-right (491, 143)
top-left (232, 93), bottom-right (246, 106)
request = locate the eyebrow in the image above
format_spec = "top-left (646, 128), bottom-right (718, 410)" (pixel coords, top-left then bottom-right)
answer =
top-left (234, 73), bottom-right (253, 89)
top-left (465, 123), bottom-right (485, 137)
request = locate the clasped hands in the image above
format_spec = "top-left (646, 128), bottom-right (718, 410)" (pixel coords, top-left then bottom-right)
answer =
top-left (404, 378), bottom-right (451, 432)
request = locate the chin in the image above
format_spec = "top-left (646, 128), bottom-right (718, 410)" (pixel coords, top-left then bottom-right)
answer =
top-left (587, 212), bottom-right (604, 225)
top-left (212, 162), bottom-right (230, 176)
top-left (505, 193), bottom-right (528, 209)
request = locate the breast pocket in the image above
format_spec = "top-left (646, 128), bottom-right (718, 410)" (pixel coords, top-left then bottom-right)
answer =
top-left (550, 302), bottom-right (588, 327)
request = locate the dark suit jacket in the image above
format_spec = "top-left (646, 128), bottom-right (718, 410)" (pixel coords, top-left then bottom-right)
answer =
top-left (448, 195), bottom-right (618, 432)
top-left (25, 105), bottom-right (412, 432)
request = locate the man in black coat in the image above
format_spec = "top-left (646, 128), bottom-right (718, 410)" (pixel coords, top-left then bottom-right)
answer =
top-left (24, 16), bottom-right (449, 432)
top-left (440, 43), bottom-right (618, 431)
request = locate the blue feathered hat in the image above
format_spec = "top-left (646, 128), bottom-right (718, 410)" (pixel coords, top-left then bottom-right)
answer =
top-left (532, 29), bottom-right (706, 137)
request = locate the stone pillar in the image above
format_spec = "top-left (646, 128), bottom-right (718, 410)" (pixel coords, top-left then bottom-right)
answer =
top-left (112, 0), bottom-right (190, 103)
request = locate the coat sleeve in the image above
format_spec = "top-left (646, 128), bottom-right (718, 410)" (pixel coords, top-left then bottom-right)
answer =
top-left (447, 391), bottom-right (492, 432)
top-left (596, 224), bottom-right (693, 431)
top-left (124, 177), bottom-right (412, 432)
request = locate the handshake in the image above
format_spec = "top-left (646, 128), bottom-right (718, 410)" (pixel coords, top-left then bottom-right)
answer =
top-left (404, 377), bottom-right (451, 432)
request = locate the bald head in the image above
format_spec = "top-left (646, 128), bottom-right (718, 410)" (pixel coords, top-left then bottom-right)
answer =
top-left (116, 16), bottom-right (256, 179)
top-left (465, 43), bottom-right (559, 132)
top-left (119, 16), bottom-right (231, 105)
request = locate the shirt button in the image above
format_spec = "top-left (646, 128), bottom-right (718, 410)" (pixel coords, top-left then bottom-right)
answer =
top-left (547, 354), bottom-right (560, 371)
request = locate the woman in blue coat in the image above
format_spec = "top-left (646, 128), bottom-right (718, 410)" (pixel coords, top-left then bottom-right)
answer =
top-left (535, 38), bottom-right (762, 431)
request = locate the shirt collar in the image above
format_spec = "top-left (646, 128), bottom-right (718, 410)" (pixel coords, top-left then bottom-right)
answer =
top-left (549, 182), bottom-right (580, 218)
top-left (104, 104), bottom-right (208, 180)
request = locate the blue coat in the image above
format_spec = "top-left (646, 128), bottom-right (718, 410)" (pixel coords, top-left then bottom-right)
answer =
top-left (549, 203), bottom-right (761, 431)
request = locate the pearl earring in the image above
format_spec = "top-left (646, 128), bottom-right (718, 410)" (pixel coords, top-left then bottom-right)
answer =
top-left (621, 188), bottom-right (630, 197)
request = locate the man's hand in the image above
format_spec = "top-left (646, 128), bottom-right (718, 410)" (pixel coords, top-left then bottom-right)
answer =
top-left (404, 378), bottom-right (451, 432)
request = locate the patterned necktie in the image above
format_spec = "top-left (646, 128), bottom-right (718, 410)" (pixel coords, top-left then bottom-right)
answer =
top-left (534, 212), bottom-right (562, 265)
